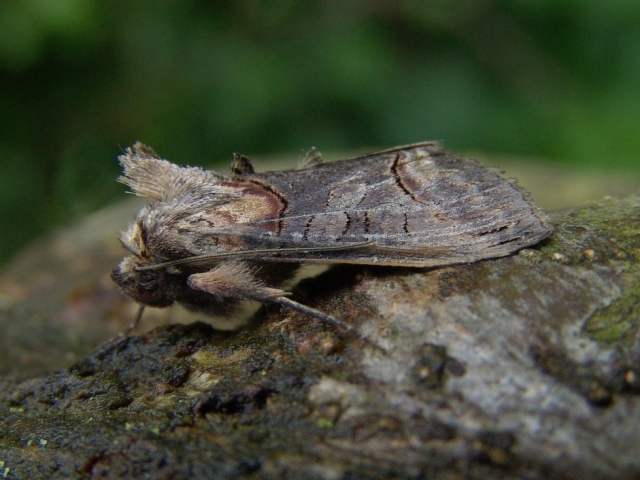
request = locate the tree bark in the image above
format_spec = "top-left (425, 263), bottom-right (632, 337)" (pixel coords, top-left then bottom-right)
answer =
top-left (0, 190), bottom-right (639, 479)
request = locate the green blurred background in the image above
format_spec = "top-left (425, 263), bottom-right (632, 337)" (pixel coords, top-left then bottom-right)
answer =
top-left (1, 0), bottom-right (639, 264)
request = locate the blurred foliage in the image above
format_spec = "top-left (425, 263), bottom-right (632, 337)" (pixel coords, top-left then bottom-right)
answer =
top-left (1, 0), bottom-right (639, 264)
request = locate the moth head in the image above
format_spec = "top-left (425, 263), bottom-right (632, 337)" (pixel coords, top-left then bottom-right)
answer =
top-left (113, 142), bottom-right (238, 307)
top-left (111, 222), bottom-right (175, 307)
top-left (112, 257), bottom-right (177, 308)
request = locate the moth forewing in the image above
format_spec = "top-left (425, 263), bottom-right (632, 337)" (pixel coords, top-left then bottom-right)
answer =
top-left (112, 141), bottom-right (552, 346)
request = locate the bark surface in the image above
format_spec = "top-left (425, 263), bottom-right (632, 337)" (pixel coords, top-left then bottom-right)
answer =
top-left (0, 189), bottom-right (639, 479)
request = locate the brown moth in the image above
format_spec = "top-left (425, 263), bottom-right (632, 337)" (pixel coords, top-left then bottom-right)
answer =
top-left (112, 141), bottom-right (551, 338)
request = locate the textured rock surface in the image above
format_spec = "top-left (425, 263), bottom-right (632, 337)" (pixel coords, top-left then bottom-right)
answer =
top-left (0, 187), bottom-right (639, 478)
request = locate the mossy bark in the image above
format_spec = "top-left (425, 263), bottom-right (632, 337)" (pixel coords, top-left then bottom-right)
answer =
top-left (0, 194), bottom-right (639, 479)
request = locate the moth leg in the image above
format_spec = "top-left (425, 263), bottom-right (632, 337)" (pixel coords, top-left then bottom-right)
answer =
top-left (187, 261), bottom-right (287, 303)
top-left (187, 262), bottom-right (384, 351)
top-left (272, 296), bottom-right (387, 353)
top-left (125, 304), bottom-right (146, 334)
top-left (299, 146), bottom-right (324, 168)
top-left (230, 153), bottom-right (255, 176)
top-left (268, 296), bottom-right (360, 338)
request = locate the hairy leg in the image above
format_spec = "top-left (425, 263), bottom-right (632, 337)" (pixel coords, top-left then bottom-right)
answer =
top-left (187, 261), bottom-right (384, 351)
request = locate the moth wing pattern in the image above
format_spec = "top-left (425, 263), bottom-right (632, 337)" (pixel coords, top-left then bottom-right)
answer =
top-left (180, 142), bottom-right (551, 267)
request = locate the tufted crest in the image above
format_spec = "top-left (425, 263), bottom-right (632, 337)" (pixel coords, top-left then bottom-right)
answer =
top-left (117, 142), bottom-right (226, 202)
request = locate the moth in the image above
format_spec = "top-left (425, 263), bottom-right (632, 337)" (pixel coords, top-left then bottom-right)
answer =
top-left (112, 141), bottom-right (551, 340)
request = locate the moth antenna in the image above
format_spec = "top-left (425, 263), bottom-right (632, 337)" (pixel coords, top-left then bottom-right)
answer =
top-left (272, 296), bottom-right (388, 354)
top-left (135, 241), bottom-right (375, 271)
